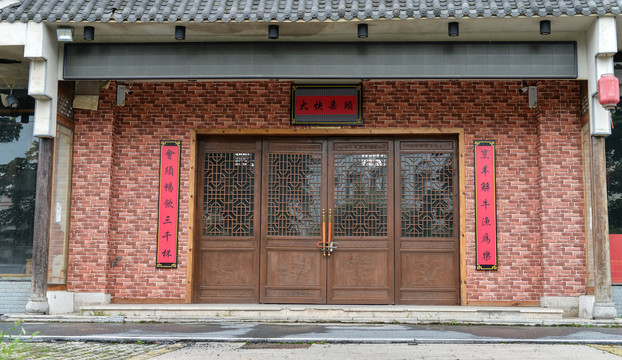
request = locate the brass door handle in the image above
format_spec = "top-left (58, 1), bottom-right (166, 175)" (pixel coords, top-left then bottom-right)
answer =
top-left (322, 209), bottom-right (327, 256)
top-left (316, 209), bottom-right (336, 256)
top-left (327, 209), bottom-right (332, 256)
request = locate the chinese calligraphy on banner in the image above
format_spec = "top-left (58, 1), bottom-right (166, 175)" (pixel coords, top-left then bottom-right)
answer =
top-left (475, 140), bottom-right (498, 270)
top-left (291, 85), bottom-right (362, 125)
top-left (156, 140), bottom-right (181, 268)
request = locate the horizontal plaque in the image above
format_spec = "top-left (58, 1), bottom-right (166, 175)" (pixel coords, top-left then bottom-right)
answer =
top-left (291, 84), bottom-right (362, 125)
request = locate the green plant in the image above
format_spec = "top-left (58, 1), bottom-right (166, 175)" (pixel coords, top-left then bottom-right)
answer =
top-left (0, 320), bottom-right (39, 359)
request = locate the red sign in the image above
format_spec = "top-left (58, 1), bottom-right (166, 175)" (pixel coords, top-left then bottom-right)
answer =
top-left (295, 95), bottom-right (358, 116)
top-left (291, 85), bottom-right (362, 125)
top-left (611, 234), bottom-right (622, 284)
top-left (156, 140), bottom-right (181, 268)
top-left (475, 140), bottom-right (497, 270)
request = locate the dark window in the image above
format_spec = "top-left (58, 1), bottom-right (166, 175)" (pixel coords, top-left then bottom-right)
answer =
top-left (608, 102), bottom-right (622, 234)
top-left (0, 112), bottom-right (37, 276)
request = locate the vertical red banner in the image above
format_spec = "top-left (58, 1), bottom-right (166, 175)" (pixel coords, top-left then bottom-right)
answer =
top-left (156, 140), bottom-right (181, 268)
top-left (475, 140), bottom-right (497, 270)
top-left (610, 234), bottom-right (622, 284)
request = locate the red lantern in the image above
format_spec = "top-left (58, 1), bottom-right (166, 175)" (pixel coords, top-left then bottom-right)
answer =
top-left (598, 74), bottom-right (620, 111)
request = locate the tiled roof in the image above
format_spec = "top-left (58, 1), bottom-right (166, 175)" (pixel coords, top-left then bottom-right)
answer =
top-left (0, 0), bottom-right (620, 24)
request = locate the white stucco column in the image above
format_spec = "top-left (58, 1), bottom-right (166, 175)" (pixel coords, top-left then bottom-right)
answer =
top-left (24, 21), bottom-right (59, 138)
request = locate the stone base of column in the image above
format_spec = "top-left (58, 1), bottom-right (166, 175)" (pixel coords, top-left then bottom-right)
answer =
top-left (25, 296), bottom-right (49, 314)
top-left (592, 301), bottom-right (617, 319)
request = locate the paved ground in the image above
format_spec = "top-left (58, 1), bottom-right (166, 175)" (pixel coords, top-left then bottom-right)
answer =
top-left (2, 342), bottom-right (622, 359)
top-left (3, 322), bottom-right (622, 343)
top-left (3, 322), bottom-right (622, 359)
top-left (0, 341), bottom-right (183, 359)
top-left (153, 343), bottom-right (622, 360)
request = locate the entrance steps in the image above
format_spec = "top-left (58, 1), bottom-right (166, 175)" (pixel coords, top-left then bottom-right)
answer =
top-left (8, 304), bottom-right (574, 325)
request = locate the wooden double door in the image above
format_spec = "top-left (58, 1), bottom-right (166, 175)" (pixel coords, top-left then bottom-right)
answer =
top-left (196, 136), bottom-right (459, 305)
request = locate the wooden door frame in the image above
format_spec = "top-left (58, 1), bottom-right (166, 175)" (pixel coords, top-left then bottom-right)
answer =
top-left (187, 128), bottom-right (466, 305)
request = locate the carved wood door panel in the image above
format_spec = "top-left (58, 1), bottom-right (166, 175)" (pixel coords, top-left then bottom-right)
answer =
top-left (195, 138), bottom-right (262, 303)
top-left (260, 138), bottom-right (327, 303)
top-left (395, 139), bottom-right (460, 305)
top-left (260, 138), bottom-right (394, 304)
top-left (327, 138), bottom-right (394, 304)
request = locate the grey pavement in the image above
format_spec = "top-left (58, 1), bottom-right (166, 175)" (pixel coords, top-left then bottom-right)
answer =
top-left (5, 322), bottom-right (622, 344)
top-left (150, 342), bottom-right (622, 360)
top-left (4, 341), bottom-right (622, 360)
top-left (3, 322), bottom-right (622, 344)
top-left (3, 322), bottom-right (622, 359)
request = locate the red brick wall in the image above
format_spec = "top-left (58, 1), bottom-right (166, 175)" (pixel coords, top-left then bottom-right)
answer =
top-left (536, 82), bottom-right (587, 296)
top-left (69, 80), bottom-right (585, 302)
top-left (69, 88), bottom-right (118, 293)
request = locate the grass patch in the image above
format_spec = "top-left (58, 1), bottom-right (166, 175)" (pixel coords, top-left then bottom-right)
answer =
top-left (0, 320), bottom-right (39, 359)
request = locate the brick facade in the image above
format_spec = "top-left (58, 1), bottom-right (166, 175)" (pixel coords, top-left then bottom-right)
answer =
top-left (69, 80), bottom-right (585, 303)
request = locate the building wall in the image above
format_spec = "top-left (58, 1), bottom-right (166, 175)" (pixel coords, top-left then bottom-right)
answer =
top-left (69, 80), bottom-right (586, 303)
top-left (0, 280), bottom-right (30, 314)
top-left (613, 286), bottom-right (622, 314)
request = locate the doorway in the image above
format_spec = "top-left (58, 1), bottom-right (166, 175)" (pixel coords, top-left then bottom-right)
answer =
top-left (195, 136), bottom-right (459, 305)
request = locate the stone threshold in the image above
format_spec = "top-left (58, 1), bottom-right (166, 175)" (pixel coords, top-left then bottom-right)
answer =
top-left (6, 304), bottom-right (620, 326)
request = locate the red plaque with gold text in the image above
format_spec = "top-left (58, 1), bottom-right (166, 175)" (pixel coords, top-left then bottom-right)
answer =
top-left (475, 140), bottom-right (498, 270)
top-left (156, 140), bottom-right (181, 268)
top-left (291, 84), bottom-right (362, 125)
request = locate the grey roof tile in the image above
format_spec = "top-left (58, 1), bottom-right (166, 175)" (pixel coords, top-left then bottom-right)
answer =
top-left (0, 0), bottom-right (619, 23)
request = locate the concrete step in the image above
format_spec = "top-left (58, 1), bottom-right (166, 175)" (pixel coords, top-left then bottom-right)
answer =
top-left (4, 304), bottom-right (572, 325)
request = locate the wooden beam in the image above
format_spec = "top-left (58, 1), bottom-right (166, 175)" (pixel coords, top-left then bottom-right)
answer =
top-left (25, 138), bottom-right (54, 314)
top-left (185, 131), bottom-right (198, 304)
top-left (458, 130), bottom-right (467, 305)
top-left (196, 127), bottom-right (463, 136)
top-left (581, 124), bottom-right (595, 294)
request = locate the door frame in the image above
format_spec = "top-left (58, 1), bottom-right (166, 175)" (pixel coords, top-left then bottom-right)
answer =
top-left (187, 128), bottom-right (466, 305)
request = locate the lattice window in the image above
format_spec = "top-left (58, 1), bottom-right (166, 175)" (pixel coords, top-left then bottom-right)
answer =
top-left (401, 153), bottom-right (454, 238)
top-left (57, 92), bottom-right (74, 119)
top-left (333, 154), bottom-right (388, 237)
top-left (267, 153), bottom-right (322, 237)
top-left (203, 153), bottom-right (255, 237)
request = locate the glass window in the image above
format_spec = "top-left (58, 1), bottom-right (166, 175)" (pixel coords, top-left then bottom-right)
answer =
top-left (607, 104), bottom-right (622, 234)
top-left (0, 115), bottom-right (37, 277)
top-left (48, 124), bottom-right (73, 284)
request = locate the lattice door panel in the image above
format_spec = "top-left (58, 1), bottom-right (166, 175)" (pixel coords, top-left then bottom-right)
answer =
top-left (400, 152), bottom-right (454, 238)
top-left (395, 139), bottom-right (460, 305)
top-left (332, 153), bottom-right (388, 238)
top-left (266, 153), bottom-right (323, 237)
top-left (327, 139), bottom-right (395, 304)
top-left (203, 152), bottom-right (255, 237)
top-left (260, 139), bottom-right (327, 304)
top-left (196, 139), bottom-right (261, 303)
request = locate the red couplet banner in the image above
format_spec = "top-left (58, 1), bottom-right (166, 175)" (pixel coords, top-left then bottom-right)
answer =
top-left (475, 140), bottom-right (498, 270)
top-left (611, 234), bottom-right (622, 284)
top-left (156, 140), bottom-right (181, 268)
